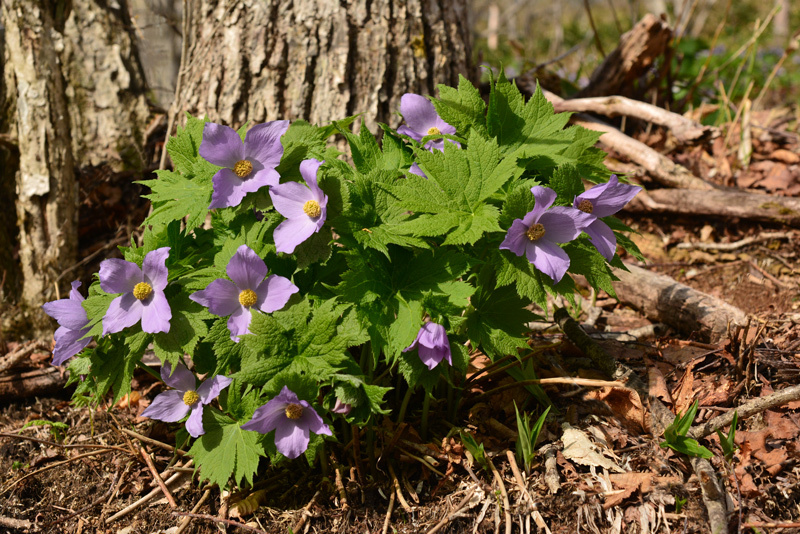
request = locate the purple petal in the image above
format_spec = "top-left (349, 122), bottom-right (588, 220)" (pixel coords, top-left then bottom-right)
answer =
top-left (332, 399), bottom-right (352, 415)
top-left (499, 219), bottom-right (531, 257)
top-left (246, 167), bottom-right (281, 190)
top-left (68, 281), bottom-right (85, 302)
top-left (402, 327), bottom-right (423, 353)
top-left (102, 293), bottom-right (144, 335)
top-left (397, 125), bottom-right (423, 142)
top-left (273, 217), bottom-right (319, 254)
top-left (256, 275), bottom-right (299, 313)
top-left (190, 279), bottom-right (241, 317)
top-left (243, 120), bottom-right (290, 169)
top-left (539, 207), bottom-right (593, 244)
top-left (199, 123), bottom-right (244, 168)
top-left (525, 239), bottom-right (571, 283)
top-left (400, 94), bottom-right (438, 136)
top-left (197, 375), bottom-right (233, 404)
top-left (141, 291), bottom-right (171, 334)
top-left (241, 394), bottom-right (289, 434)
top-left (42, 298), bottom-right (89, 331)
top-left (209, 168), bottom-right (248, 209)
top-left (142, 247), bottom-right (170, 291)
top-left (299, 158), bottom-right (324, 193)
top-left (227, 245), bottom-right (268, 290)
top-left (160, 361), bottom-right (197, 392)
top-left (274, 419), bottom-right (309, 459)
top-left (99, 258), bottom-right (142, 294)
top-left (141, 390), bottom-right (191, 422)
top-left (298, 406), bottom-right (332, 437)
top-left (529, 186), bottom-right (557, 222)
top-left (51, 326), bottom-right (92, 366)
top-left (270, 181), bottom-right (315, 219)
top-left (185, 405), bottom-right (206, 438)
top-left (407, 162), bottom-right (427, 178)
top-left (579, 176), bottom-right (641, 218)
top-left (418, 344), bottom-right (446, 370)
top-left (584, 219), bottom-right (618, 261)
top-left (227, 305), bottom-right (253, 341)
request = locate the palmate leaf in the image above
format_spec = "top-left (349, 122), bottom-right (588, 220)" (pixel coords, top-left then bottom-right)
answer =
top-left (466, 280), bottom-right (537, 358)
top-left (189, 408), bottom-right (264, 488)
top-left (433, 75), bottom-right (487, 134)
top-left (141, 170), bottom-right (213, 231)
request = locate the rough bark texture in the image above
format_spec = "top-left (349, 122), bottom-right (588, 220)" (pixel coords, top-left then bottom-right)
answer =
top-left (2, 0), bottom-right (78, 315)
top-left (0, 21), bottom-right (22, 303)
top-left (178, 0), bottom-right (473, 131)
top-left (128, 0), bottom-right (181, 108)
top-left (60, 0), bottom-right (151, 170)
top-left (576, 14), bottom-right (672, 99)
top-left (1, 0), bottom-right (151, 315)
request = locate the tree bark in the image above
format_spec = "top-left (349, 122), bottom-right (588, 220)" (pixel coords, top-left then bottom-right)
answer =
top-left (2, 0), bottom-right (78, 316)
top-left (178, 0), bottom-right (473, 130)
top-left (1, 0), bottom-right (151, 316)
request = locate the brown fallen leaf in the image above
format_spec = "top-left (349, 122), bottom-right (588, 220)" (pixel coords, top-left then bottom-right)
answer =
top-left (585, 386), bottom-right (647, 434)
top-left (646, 357), bottom-right (672, 406)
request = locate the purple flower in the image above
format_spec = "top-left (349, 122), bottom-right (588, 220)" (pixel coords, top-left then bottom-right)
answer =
top-left (241, 386), bottom-right (332, 459)
top-left (42, 281), bottom-right (92, 366)
top-left (331, 398), bottom-right (352, 415)
top-left (500, 186), bottom-right (594, 283)
top-left (141, 362), bottom-right (232, 438)
top-left (269, 159), bottom-right (328, 254)
top-left (403, 322), bottom-right (452, 370)
top-left (190, 245), bottom-right (298, 342)
top-left (398, 93), bottom-right (457, 152)
top-left (573, 175), bottom-right (641, 260)
top-left (99, 247), bottom-right (172, 335)
top-left (200, 121), bottom-right (290, 209)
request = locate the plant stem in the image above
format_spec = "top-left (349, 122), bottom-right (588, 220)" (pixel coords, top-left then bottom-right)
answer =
top-left (318, 441), bottom-right (329, 479)
top-left (396, 386), bottom-right (415, 426)
top-left (421, 393), bottom-right (431, 441)
top-left (136, 360), bottom-right (162, 381)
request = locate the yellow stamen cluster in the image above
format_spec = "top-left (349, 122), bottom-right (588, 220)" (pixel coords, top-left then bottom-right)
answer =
top-left (303, 200), bottom-right (322, 218)
top-left (577, 199), bottom-right (594, 214)
top-left (233, 159), bottom-right (253, 178)
top-left (133, 282), bottom-right (153, 300)
top-left (285, 403), bottom-right (303, 420)
top-left (238, 288), bottom-right (258, 308)
top-left (183, 390), bottom-right (200, 406)
top-left (426, 126), bottom-right (441, 136)
top-left (526, 223), bottom-right (546, 242)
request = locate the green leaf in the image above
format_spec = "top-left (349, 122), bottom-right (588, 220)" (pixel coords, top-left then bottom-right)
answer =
top-left (153, 290), bottom-right (210, 367)
top-left (549, 164), bottom-right (585, 204)
top-left (140, 169), bottom-right (212, 231)
top-left (716, 411), bottom-right (738, 460)
top-left (189, 409), bottom-right (264, 488)
top-left (166, 114), bottom-right (208, 175)
top-left (660, 435), bottom-right (714, 459)
top-left (466, 280), bottom-right (536, 358)
top-left (433, 75), bottom-right (487, 134)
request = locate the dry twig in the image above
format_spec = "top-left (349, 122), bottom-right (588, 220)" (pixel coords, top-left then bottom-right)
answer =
top-left (139, 445), bottom-right (177, 508)
top-left (172, 512), bottom-right (269, 534)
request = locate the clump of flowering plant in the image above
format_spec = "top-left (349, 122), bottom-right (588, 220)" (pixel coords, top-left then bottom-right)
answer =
top-left (49, 69), bottom-right (644, 489)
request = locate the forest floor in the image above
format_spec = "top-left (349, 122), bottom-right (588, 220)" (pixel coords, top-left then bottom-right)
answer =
top-left (1, 82), bottom-right (800, 534)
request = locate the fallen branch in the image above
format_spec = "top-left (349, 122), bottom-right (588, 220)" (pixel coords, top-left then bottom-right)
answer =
top-left (540, 89), bottom-right (713, 190)
top-left (611, 263), bottom-right (748, 343)
top-left (0, 340), bottom-right (50, 374)
top-left (625, 188), bottom-right (800, 226)
top-left (689, 383), bottom-right (800, 440)
top-left (551, 95), bottom-right (718, 144)
top-left (140, 445), bottom-right (177, 509)
top-left (107, 470), bottom-right (189, 523)
top-left (675, 231), bottom-right (793, 251)
top-left (0, 367), bottom-right (68, 401)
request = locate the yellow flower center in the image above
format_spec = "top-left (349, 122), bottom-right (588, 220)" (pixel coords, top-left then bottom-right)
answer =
top-left (183, 390), bottom-right (200, 406)
top-left (132, 282), bottom-right (153, 300)
top-left (285, 403), bottom-right (303, 420)
top-left (233, 159), bottom-right (253, 178)
top-left (426, 126), bottom-right (441, 136)
top-left (303, 200), bottom-right (322, 218)
top-left (577, 199), bottom-right (594, 214)
top-left (238, 289), bottom-right (258, 308)
top-left (526, 223), bottom-right (546, 242)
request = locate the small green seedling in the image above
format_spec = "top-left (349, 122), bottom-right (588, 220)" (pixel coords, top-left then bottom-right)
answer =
top-left (21, 420), bottom-right (69, 443)
top-left (675, 494), bottom-right (688, 514)
top-left (660, 400), bottom-right (713, 459)
top-left (514, 402), bottom-right (550, 474)
top-left (460, 431), bottom-right (490, 473)
top-left (716, 411), bottom-right (738, 461)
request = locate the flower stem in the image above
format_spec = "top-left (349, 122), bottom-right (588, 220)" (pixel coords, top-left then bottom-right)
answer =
top-left (136, 360), bottom-right (161, 381)
top-left (421, 393), bottom-right (431, 441)
top-left (318, 441), bottom-right (329, 479)
top-left (396, 386), bottom-right (415, 425)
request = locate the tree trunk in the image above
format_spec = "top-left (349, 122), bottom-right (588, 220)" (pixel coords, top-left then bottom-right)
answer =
top-left (178, 0), bottom-right (473, 130)
top-left (1, 0), bottom-right (151, 322)
top-left (2, 0), bottom-right (78, 319)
